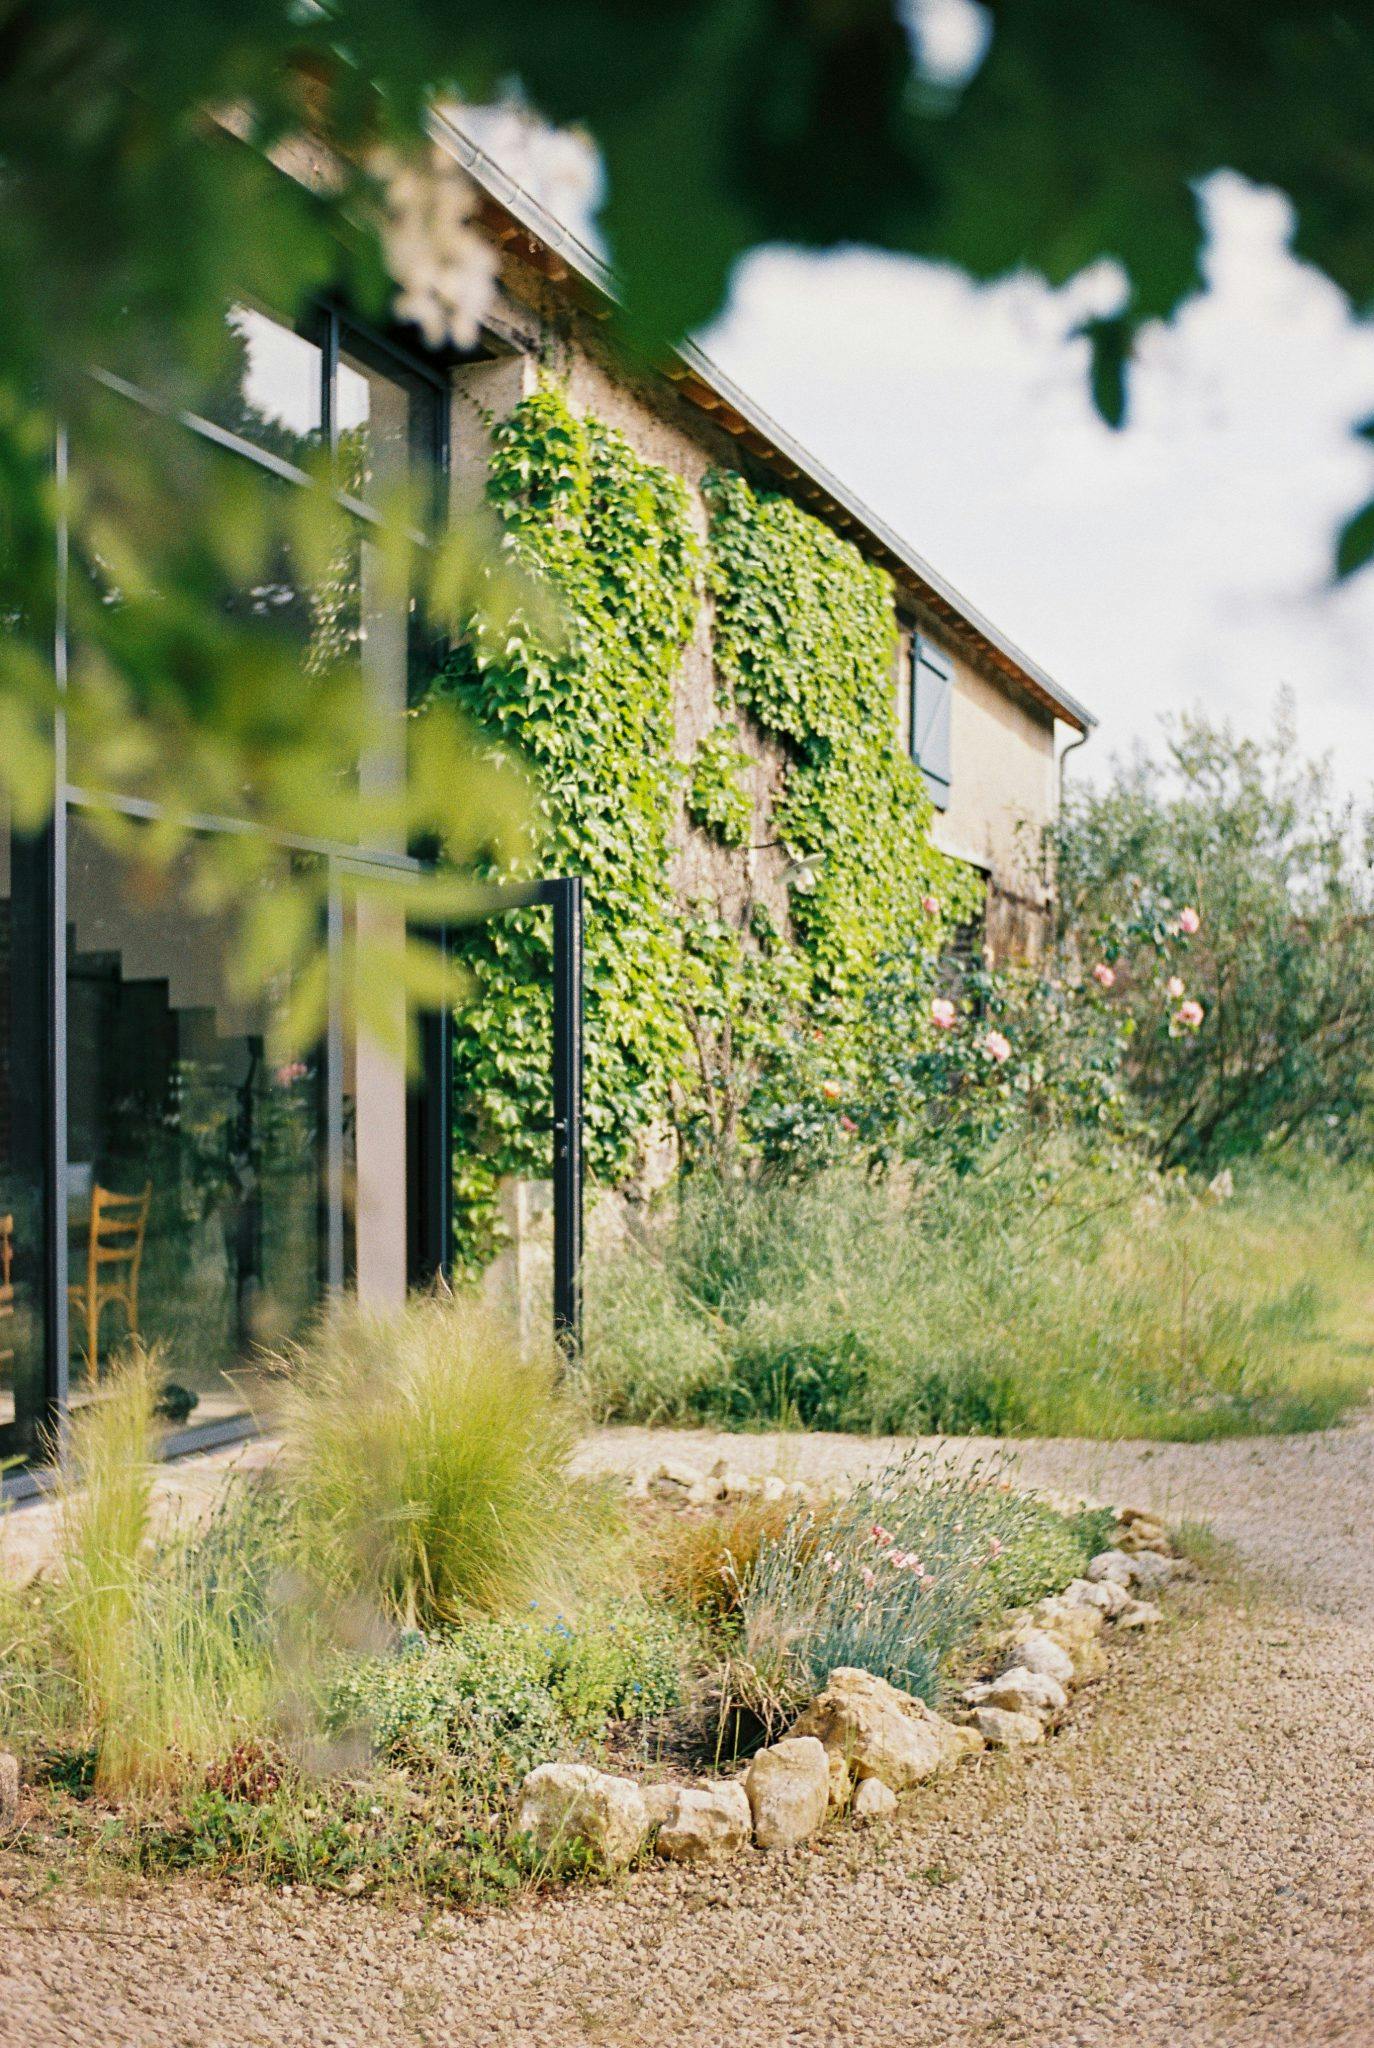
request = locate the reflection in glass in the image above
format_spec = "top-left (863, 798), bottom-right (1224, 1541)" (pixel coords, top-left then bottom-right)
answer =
top-left (338, 348), bottom-right (420, 506)
top-left (65, 816), bottom-right (326, 1429)
top-left (200, 305), bottom-right (324, 468)
top-left (0, 805), bottom-right (50, 1463)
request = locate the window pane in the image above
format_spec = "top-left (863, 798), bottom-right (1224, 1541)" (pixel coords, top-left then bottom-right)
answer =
top-left (336, 346), bottom-right (428, 508)
top-left (200, 305), bottom-right (324, 468)
top-left (0, 803), bottom-right (50, 1464)
top-left (65, 815), bottom-right (327, 1434)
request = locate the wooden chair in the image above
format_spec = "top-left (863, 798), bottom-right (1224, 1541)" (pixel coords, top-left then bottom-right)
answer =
top-left (0, 1213), bottom-right (14, 1377)
top-left (68, 1181), bottom-right (152, 1381)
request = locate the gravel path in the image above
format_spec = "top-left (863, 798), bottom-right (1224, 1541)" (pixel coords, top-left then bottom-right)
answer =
top-left (5, 1422), bottom-right (1374, 2047)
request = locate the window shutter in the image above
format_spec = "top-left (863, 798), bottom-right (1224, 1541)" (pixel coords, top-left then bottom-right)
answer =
top-left (912, 636), bottom-right (953, 808)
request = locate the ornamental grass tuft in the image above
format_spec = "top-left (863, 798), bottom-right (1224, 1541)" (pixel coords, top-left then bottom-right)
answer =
top-left (278, 1288), bottom-right (620, 1632)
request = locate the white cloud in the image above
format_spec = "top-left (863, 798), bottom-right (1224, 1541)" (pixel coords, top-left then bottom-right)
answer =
top-left (702, 175), bottom-right (1374, 797)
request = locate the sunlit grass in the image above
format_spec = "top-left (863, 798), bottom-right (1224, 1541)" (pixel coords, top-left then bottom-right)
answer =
top-left (278, 1287), bottom-right (624, 1631)
top-left (583, 1159), bottom-right (1374, 1442)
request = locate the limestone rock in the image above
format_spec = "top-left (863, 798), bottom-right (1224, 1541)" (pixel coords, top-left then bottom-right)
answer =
top-left (1116, 1597), bottom-right (1162, 1629)
top-left (999, 1630), bottom-right (1074, 1688)
top-left (827, 1750), bottom-right (852, 1810)
top-left (1032, 1601), bottom-right (1108, 1683)
top-left (744, 1736), bottom-right (831, 1850)
top-left (641, 1781), bottom-right (683, 1831)
top-left (950, 1723), bottom-right (987, 1759)
top-left (651, 1458), bottom-right (701, 1492)
top-left (1060, 1576), bottom-right (1130, 1619)
top-left (759, 1475), bottom-right (788, 1504)
top-left (791, 1667), bottom-right (966, 1792)
top-left (515, 1763), bottom-right (648, 1868)
top-left (975, 1666), bottom-right (1067, 1720)
top-left (0, 1751), bottom-right (17, 1831)
top-left (851, 1776), bottom-right (898, 1825)
top-left (655, 1782), bottom-right (752, 1865)
top-left (1087, 1549), bottom-right (1136, 1587)
top-left (1124, 1550), bottom-right (1174, 1594)
top-left (970, 1705), bottom-right (1044, 1748)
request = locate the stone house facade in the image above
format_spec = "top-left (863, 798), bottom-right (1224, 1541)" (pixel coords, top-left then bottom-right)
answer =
top-left (445, 116), bottom-right (1095, 964)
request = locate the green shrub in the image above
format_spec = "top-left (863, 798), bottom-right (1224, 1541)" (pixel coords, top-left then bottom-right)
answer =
top-left (332, 1599), bottom-right (690, 1789)
top-left (1053, 701), bottom-right (1374, 1168)
top-left (278, 1290), bottom-right (619, 1630)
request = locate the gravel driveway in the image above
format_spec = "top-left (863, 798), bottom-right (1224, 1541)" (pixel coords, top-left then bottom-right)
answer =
top-left (5, 1422), bottom-right (1374, 2047)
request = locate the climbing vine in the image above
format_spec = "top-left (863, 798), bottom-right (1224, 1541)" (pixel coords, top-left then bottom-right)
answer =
top-left (436, 384), bottom-right (700, 1258)
top-left (705, 469), bottom-right (978, 1006)
top-left (437, 388), bottom-right (980, 1261)
top-left (685, 722), bottom-right (754, 848)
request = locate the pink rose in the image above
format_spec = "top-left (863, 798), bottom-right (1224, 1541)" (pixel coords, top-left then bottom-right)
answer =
top-left (930, 997), bottom-right (957, 1030)
top-left (1166, 975), bottom-right (1185, 1000)
top-left (922, 894), bottom-right (940, 916)
top-left (1176, 999), bottom-right (1204, 1029)
top-left (839, 1115), bottom-right (858, 1135)
top-left (982, 1030), bottom-right (1011, 1064)
top-left (1178, 906), bottom-right (1201, 935)
top-left (1092, 962), bottom-right (1116, 988)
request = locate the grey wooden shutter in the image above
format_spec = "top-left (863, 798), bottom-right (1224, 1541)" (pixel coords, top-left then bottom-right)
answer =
top-left (912, 635), bottom-right (952, 808)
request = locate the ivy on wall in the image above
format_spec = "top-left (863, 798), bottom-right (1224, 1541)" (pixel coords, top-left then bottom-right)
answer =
top-left (685, 722), bottom-right (754, 848)
top-left (436, 385), bottom-right (700, 1256)
top-left (438, 386), bottom-right (980, 1260)
top-left (705, 469), bottom-right (979, 1005)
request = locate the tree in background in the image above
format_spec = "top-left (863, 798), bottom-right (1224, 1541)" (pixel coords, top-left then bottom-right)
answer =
top-left (1052, 703), bottom-right (1374, 1168)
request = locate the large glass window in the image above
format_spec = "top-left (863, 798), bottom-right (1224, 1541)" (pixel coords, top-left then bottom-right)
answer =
top-left (3, 304), bottom-right (452, 1482)
top-left (0, 804), bottom-right (50, 1464)
top-left (64, 815), bottom-right (327, 1432)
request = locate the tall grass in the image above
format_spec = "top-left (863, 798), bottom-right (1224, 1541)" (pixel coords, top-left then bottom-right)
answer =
top-left (582, 1158), bottom-right (1374, 1441)
top-left (50, 1348), bottom-right (280, 1793)
top-left (279, 1288), bottom-right (620, 1631)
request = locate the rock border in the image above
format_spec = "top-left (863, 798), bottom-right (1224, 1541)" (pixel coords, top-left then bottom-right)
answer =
top-left (514, 1483), bottom-right (1183, 1868)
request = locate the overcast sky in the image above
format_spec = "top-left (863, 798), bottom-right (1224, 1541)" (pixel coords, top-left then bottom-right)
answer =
top-left (461, 108), bottom-right (1374, 800)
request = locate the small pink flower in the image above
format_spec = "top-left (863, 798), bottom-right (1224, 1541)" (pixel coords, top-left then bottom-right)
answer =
top-left (870, 1522), bottom-right (894, 1548)
top-left (922, 894), bottom-right (940, 916)
top-left (987, 1536), bottom-right (1004, 1558)
top-left (1092, 962), bottom-right (1116, 988)
top-left (1178, 906), bottom-right (1201, 935)
top-left (930, 996), bottom-right (957, 1030)
top-left (274, 1060), bottom-right (308, 1087)
top-left (839, 1115), bottom-right (858, 1135)
top-left (821, 1078), bottom-right (842, 1101)
top-left (1176, 999), bottom-right (1204, 1029)
top-left (982, 1030), bottom-right (1011, 1064)
top-left (1166, 975), bottom-right (1185, 1000)
top-left (822, 1551), bottom-right (839, 1574)
top-left (859, 1564), bottom-right (876, 1590)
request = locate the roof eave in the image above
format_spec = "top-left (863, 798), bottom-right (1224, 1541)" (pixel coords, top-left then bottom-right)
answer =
top-left (428, 108), bottom-right (1097, 737)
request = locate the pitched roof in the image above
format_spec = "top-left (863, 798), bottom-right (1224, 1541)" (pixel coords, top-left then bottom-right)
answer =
top-left (430, 109), bottom-right (1095, 735)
